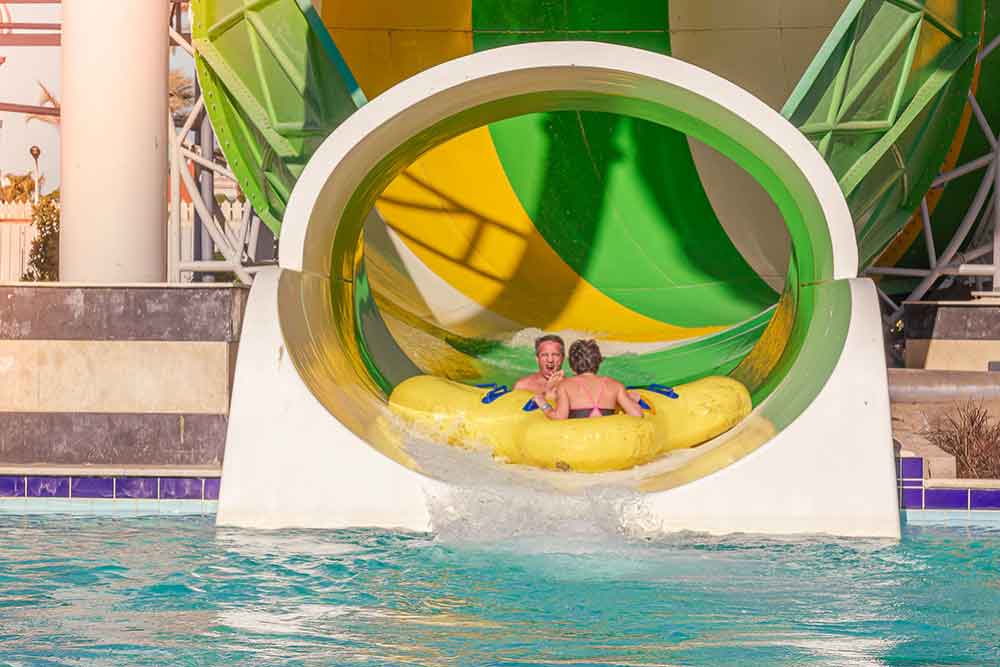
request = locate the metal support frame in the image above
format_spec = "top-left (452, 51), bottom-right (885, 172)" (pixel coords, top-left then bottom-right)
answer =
top-left (165, 4), bottom-right (265, 284)
top-left (865, 26), bottom-right (1000, 322)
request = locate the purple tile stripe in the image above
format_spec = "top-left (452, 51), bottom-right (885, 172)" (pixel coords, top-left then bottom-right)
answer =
top-left (114, 477), bottom-right (158, 499)
top-left (27, 476), bottom-right (70, 498)
top-left (160, 477), bottom-right (203, 500)
top-left (924, 488), bottom-right (969, 510)
top-left (0, 476), bottom-right (25, 497)
top-left (1, 475), bottom-right (221, 503)
top-left (970, 489), bottom-right (1000, 510)
top-left (71, 477), bottom-right (115, 499)
top-left (899, 457), bottom-right (923, 480)
top-left (901, 487), bottom-right (923, 509)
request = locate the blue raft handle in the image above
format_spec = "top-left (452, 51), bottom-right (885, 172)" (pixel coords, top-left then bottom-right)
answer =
top-left (523, 398), bottom-right (539, 412)
top-left (481, 384), bottom-right (510, 404)
top-left (624, 386), bottom-right (654, 410)
top-left (627, 383), bottom-right (680, 401)
top-left (648, 383), bottom-right (680, 399)
top-left (475, 383), bottom-right (498, 389)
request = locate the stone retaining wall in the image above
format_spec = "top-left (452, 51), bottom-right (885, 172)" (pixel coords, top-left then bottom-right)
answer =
top-left (0, 283), bottom-right (247, 466)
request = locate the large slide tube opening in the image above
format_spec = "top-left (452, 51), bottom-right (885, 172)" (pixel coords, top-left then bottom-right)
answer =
top-left (276, 43), bottom-right (859, 490)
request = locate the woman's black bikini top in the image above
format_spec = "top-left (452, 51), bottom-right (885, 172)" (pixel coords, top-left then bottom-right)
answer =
top-left (567, 408), bottom-right (616, 419)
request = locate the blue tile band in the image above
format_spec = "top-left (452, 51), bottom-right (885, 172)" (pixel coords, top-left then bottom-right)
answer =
top-left (896, 456), bottom-right (1000, 516)
top-left (0, 474), bottom-right (221, 502)
top-left (71, 477), bottom-right (114, 499)
top-left (970, 489), bottom-right (1000, 510)
top-left (924, 488), bottom-right (970, 511)
top-left (899, 457), bottom-right (923, 480)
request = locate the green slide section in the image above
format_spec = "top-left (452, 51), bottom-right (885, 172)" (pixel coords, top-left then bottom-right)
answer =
top-left (898, 5), bottom-right (1000, 273)
top-left (191, 0), bottom-right (364, 233)
top-left (783, 0), bottom-right (983, 268)
top-left (473, 3), bottom-right (777, 327)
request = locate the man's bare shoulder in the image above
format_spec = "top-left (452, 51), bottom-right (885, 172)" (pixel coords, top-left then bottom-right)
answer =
top-left (514, 373), bottom-right (543, 391)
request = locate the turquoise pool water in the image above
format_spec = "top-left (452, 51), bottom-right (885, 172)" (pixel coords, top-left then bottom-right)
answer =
top-left (1, 516), bottom-right (997, 666)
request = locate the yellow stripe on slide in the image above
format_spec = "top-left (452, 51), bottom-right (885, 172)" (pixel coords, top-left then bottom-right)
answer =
top-left (323, 2), bottom-right (720, 342)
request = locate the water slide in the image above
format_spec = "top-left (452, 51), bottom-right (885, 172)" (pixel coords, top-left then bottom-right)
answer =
top-left (192, 1), bottom-right (995, 537)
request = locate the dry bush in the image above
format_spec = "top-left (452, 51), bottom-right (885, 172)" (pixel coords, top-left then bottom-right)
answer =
top-left (924, 402), bottom-right (1000, 478)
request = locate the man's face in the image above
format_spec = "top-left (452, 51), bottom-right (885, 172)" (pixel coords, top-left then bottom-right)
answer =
top-left (535, 341), bottom-right (564, 378)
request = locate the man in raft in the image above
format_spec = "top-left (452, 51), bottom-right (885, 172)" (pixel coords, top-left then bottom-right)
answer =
top-left (533, 339), bottom-right (644, 420)
top-left (514, 334), bottom-right (566, 402)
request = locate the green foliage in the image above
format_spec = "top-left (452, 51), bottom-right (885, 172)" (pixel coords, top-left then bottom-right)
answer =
top-left (21, 192), bottom-right (60, 282)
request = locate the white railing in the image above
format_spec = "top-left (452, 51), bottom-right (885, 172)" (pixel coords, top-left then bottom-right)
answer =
top-left (0, 201), bottom-right (33, 223)
top-left (0, 221), bottom-right (36, 281)
top-left (173, 200), bottom-right (254, 280)
top-left (0, 200), bottom-right (250, 282)
top-left (0, 202), bottom-right (37, 281)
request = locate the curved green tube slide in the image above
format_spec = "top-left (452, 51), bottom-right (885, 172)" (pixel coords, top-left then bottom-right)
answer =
top-left (192, 0), bottom-right (990, 396)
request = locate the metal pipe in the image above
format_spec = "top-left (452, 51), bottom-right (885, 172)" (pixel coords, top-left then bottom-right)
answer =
top-left (174, 97), bottom-right (204, 144)
top-left (931, 153), bottom-right (992, 188)
top-left (168, 113), bottom-right (181, 282)
top-left (176, 155), bottom-right (252, 283)
top-left (875, 287), bottom-right (899, 311)
top-left (994, 143), bottom-right (1000, 289)
top-left (890, 162), bottom-right (996, 320)
top-left (865, 266), bottom-right (930, 277)
top-left (968, 92), bottom-right (997, 149)
top-left (178, 147), bottom-right (237, 181)
top-left (920, 197), bottom-right (936, 267)
top-left (168, 26), bottom-right (193, 55)
top-left (978, 31), bottom-right (1000, 63)
top-left (940, 264), bottom-right (997, 276)
top-left (889, 368), bottom-right (1000, 402)
top-left (178, 260), bottom-right (270, 273)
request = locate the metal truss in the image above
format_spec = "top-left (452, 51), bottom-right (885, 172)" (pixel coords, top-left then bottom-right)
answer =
top-left (166, 2), bottom-right (270, 284)
top-left (865, 27), bottom-right (1000, 324)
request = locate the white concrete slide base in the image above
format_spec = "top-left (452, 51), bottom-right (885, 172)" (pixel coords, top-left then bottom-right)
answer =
top-left (639, 279), bottom-right (900, 538)
top-left (216, 268), bottom-right (437, 531)
top-left (220, 272), bottom-right (899, 538)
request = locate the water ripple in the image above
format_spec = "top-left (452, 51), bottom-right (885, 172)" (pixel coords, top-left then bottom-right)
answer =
top-left (0, 516), bottom-right (997, 666)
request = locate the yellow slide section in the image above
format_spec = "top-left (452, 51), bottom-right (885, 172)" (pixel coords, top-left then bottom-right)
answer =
top-left (323, 2), bottom-right (721, 342)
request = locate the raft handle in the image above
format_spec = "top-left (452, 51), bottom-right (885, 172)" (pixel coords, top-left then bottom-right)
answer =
top-left (523, 398), bottom-right (539, 412)
top-left (648, 383), bottom-right (680, 399)
top-left (481, 385), bottom-right (510, 404)
top-left (627, 384), bottom-right (679, 403)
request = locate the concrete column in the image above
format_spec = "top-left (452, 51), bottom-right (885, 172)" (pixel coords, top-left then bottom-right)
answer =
top-left (60, 0), bottom-right (168, 282)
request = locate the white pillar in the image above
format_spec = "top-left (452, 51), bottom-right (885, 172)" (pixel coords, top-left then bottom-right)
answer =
top-left (60, 0), bottom-right (168, 282)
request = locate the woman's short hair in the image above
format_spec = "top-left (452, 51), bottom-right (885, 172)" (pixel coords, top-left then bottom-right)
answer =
top-left (568, 339), bottom-right (603, 374)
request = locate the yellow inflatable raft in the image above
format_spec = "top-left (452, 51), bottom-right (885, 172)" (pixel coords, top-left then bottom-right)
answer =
top-left (387, 375), bottom-right (752, 472)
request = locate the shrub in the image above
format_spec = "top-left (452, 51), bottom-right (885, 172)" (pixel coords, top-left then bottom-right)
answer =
top-left (21, 192), bottom-right (59, 281)
top-left (924, 402), bottom-right (1000, 478)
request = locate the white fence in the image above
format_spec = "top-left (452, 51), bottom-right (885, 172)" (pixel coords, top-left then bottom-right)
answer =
top-left (0, 201), bottom-right (249, 281)
top-left (0, 202), bottom-right (36, 281)
top-left (176, 199), bottom-right (251, 266)
top-left (0, 222), bottom-right (36, 281)
top-left (0, 202), bottom-right (33, 223)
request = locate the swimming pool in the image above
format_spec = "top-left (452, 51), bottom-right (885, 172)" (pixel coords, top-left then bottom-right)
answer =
top-left (2, 516), bottom-right (997, 666)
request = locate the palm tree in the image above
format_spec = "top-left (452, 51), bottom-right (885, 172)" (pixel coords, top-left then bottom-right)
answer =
top-left (0, 173), bottom-right (35, 203)
top-left (25, 81), bottom-right (60, 127)
top-left (169, 69), bottom-right (196, 122)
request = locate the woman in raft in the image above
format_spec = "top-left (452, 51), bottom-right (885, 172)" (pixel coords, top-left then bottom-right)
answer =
top-left (534, 339), bottom-right (644, 420)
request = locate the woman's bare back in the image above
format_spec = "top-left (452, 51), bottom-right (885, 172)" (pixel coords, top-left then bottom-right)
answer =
top-left (560, 374), bottom-right (620, 411)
